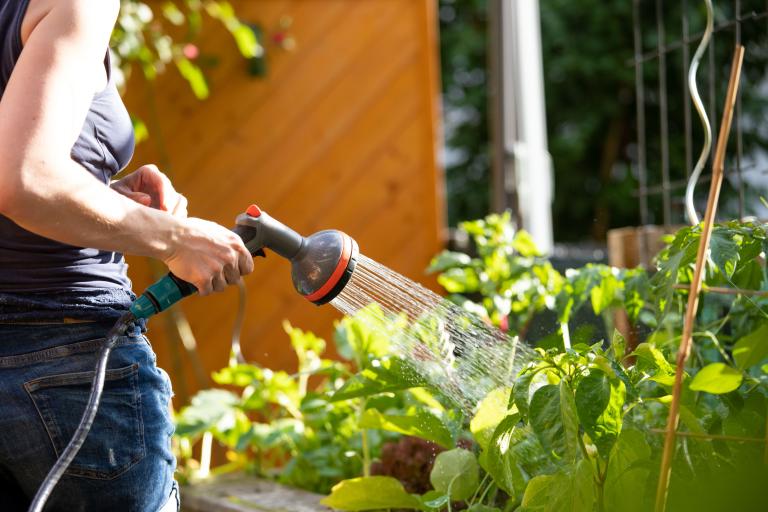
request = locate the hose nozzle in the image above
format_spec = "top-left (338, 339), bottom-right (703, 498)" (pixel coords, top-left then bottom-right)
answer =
top-left (234, 205), bottom-right (359, 305)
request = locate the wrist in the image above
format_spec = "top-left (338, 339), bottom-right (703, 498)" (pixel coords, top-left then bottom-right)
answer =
top-left (146, 212), bottom-right (185, 263)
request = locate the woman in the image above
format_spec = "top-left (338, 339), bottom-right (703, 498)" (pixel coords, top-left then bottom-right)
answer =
top-left (0, 0), bottom-right (253, 509)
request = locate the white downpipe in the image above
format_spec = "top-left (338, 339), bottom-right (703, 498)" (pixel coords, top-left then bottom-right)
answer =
top-left (503, 0), bottom-right (554, 253)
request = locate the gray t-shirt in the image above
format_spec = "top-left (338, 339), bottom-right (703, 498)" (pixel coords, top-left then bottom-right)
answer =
top-left (0, 0), bottom-right (137, 320)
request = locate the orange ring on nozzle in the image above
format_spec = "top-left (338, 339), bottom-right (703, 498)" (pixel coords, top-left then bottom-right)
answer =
top-left (304, 234), bottom-right (353, 303)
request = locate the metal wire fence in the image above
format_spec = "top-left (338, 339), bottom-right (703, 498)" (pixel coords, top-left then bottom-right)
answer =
top-left (632, 0), bottom-right (768, 226)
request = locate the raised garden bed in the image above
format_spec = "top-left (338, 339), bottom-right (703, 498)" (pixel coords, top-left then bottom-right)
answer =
top-left (182, 474), bottom-right (330, 512)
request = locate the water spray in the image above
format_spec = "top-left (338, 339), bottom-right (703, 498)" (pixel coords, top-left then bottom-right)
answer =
top-left (29, 205), bottom-right (359, 512)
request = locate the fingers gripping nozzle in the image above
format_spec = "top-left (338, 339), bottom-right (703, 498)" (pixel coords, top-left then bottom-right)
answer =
top-left (129, 204), bottom-right (359, 319)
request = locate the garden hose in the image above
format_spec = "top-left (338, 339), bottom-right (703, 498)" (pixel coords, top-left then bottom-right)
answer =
top-left (28, 205), bottom-right (359, 511)
top-left (684, 0), bottom-right (714, 226)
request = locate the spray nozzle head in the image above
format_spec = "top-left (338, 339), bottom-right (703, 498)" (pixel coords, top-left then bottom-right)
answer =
top-left (291, 230), bottom-right (358, 305)
top-left (235, 206), bottom-right (358, 305)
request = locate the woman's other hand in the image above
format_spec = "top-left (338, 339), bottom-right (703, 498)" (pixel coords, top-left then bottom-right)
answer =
top-left (111, 164), bottom-right (188, 217)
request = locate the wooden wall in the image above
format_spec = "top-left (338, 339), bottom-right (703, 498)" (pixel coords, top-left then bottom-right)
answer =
top-left (123, 0), bottom-right (445, 400)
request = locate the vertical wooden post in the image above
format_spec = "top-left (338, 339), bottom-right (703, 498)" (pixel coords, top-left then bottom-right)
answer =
top-left (654, 45), bottom-right (744, 512)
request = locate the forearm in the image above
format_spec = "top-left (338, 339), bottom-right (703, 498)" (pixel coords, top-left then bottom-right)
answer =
top-left (1, 158), bottom-right (181, 261)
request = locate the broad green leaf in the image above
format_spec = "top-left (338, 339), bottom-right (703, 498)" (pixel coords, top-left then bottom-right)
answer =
top-left (590, 272), bottom-right (620, 315)
top-left (529, 385), bottom-right (562, 456)
top-left (330, 358), bottom-right (428, 401)
top-left (560, 381), bottom-right (580, 462)
top-left (480, 417), bottom-right (530, 499)
top-left (689, 363), bottom-right (743, 394)
top-left (174, 389), bottom-right (239, 438)
top-left (513, 369), bottom-right (537, 420)
top-left (575, 370), bottom-right (626, 456)
top-left (710, 231), bottom-right (740, 277)
top-left (321, 477), bottom-right (422, 511)
top-left (471, 387), bottom-right (515, 450)
top-left (604, 429), bottom-right (652, 512)
top-left (529, 383), bottom-right (579, 461)
top-left (521, 459), bottom-right (595, 512)
top-left (430, 448), bottom-right (480, 501)
top-left (632, 343), bottom-right (674, 374)
top-left (359, 408), bottom-right (453, 448)
top-left (428, 250), bottom-right (473, 272)
top-left (733, 323), bottom-right (768, 370)
top-left (632, 342), bottom-right (675, 385)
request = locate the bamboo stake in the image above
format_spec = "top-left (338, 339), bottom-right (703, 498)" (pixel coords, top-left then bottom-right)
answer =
top-left (654, 45), bottom-right (745, 512)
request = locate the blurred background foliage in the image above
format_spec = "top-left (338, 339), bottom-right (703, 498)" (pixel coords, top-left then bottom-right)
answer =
top-left (112, 0), bottom-right (259, 141)
top-left (439, 0), bottom-right (637, 240)
top-left (441, 0), bottom-right (768, 241)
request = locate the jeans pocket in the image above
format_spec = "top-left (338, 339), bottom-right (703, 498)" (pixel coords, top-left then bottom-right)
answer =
top-left (24, 363), bottom-right (146, 480)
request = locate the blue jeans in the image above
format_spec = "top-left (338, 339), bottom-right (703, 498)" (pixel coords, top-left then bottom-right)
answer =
top-left (0, 320), bottom-right (179, 511)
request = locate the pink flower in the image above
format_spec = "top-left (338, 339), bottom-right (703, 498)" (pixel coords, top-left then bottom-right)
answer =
top-left (183, 43), bottom-right (199, 60)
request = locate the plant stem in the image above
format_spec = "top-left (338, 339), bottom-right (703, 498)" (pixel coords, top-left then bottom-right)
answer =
top-left (764, 404), bottom-right (768, 464)
top-left (359, 398), bottom-right (371, 477)
top-left (469, 473), bottom-right (491, 505)
top-left (560, 321), bottom-right (571, 350)
top-left (649, 428), bottom-right (765, 443)
top-left (361, 429), bottom-right (371, 477)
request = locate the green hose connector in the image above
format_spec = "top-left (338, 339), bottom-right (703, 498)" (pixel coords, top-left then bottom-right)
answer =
top-left (129, 273), bottom-right (197, 319)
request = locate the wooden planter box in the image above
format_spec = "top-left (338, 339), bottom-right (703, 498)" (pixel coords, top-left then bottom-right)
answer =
top-left (182, 474), bottom-right (331, 512)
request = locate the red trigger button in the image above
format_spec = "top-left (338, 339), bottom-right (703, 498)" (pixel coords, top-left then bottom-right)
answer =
top-left (246, 204), bottom-right (262, 217)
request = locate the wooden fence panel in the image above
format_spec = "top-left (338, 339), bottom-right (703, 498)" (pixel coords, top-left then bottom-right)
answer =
top-left (123, 0), bottom-right (445, 399)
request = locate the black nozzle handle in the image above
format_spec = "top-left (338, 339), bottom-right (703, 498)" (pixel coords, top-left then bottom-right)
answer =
top-left (233, 210), bottom-right (304, 260)
top-left (169, 272), bottom-right (197, 297)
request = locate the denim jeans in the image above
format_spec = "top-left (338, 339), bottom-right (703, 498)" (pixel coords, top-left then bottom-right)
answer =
top-left (0, 320), bottom-right (179, 511)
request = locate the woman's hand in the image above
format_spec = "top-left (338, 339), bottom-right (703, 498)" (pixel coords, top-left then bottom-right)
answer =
top-left (164, 218), bottom-right (254, 295)
top-left (111, 164), bottom-right (188, 217)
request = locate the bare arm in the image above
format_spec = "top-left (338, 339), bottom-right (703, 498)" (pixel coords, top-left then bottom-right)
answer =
top-left (0, 0), bottom-right (252, 294)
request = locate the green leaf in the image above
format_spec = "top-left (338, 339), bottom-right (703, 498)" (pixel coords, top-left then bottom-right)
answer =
top-left (513, 369), bottom-right (537, 420)
top-left (419, 491), bottom-right (449, 509)
top-left (428, 250), bottom-right (473, 273)
top-left (481, 418), bottom-right (546, 499)
top-left (529, 383), bottom-right (579, 460)
top-left (521, 459), bottom-right (595, 512)
top-left (710, 231), bottom-right (740, 277)
top-left (632, 343), bottom-right (675, 384)
top-left (334, 305), bottom-right (396, 364)
top-left (604, 429), bottom-right (652, 512)
top-left (611, 329), bottom-right (626, 361)
top-left (512, 230), bottom-right (542, 257)
top-left (470, 387), bottom-right (515, 450)
top-left (575, 370), bottom-right (626, 456)
top-left (175, 57), bottom-right (209, 99)
top-left (430, 448), bottom-right (480, 501)
top-left (174, 389), bottom-right (239, 438)
top-left (590, 271), bottom-right (620, 315)
top-left (733, 323), bottom-right (768, 370)
top-left (330, 358), bottom-right (428, 401)
top-left (437, 267), bottom-right (480, 294)
top-left (559, 381), bottom-right (580, 462)
top-left (689, 363), bottom-right (743, 394)
top-left (321, 476), bottom-right (422, 511)
top-left (359, 408), bottom-right (453, 448)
